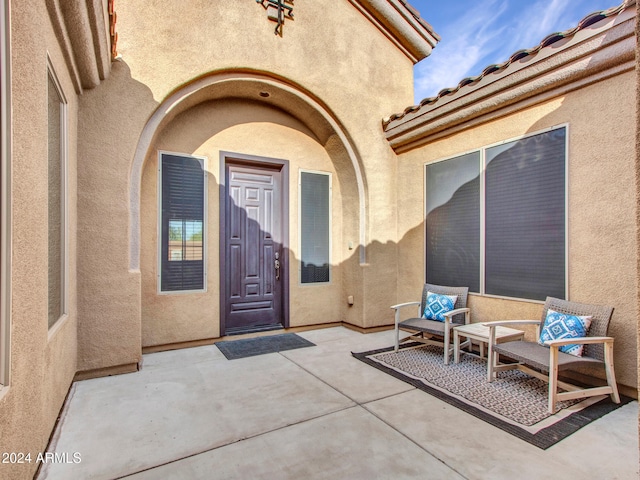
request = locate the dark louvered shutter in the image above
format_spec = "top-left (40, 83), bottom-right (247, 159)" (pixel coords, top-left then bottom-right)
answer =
top-left (161, 154), bottom-right (205, 292)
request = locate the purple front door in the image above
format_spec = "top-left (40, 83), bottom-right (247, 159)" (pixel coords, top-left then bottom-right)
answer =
top-left (224, 160), bottom-right (285, 333)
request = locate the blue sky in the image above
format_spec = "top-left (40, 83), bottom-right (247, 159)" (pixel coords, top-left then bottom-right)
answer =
top-left (408, 0), bottom-right (622, 102)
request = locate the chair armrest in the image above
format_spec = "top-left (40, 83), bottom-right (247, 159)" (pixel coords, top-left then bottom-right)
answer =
top-left (391, 301), bottom-right (421, 327)
top-left (546, 337), bottom-right (615, 374)
top-left (444, 308), bottom-right (470, 317)
top-left (483, 320), bottom-right (539, 327)
top-left (390, 301), bottom-right (420, 310)
top-left (545, 336), bottom-right (614, 347)
top-left (444, 308), bottom-right (471, 324)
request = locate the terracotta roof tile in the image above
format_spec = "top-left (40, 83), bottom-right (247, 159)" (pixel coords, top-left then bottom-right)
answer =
top-left (399, 0), bottom-right (441, 42)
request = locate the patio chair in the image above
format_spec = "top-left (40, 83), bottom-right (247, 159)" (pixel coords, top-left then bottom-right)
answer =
top-left (391, 283), bottom-right (470, 364)
top-left (485, 296), bottom-right (620, 414)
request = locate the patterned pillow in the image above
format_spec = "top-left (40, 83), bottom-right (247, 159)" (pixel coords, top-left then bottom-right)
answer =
top-left (422, 292), bottom-right (458, 322)
top-left (538, 309), bottom-right (592, 357)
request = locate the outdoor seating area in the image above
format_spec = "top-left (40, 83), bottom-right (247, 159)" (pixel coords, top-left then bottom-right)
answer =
top-left (394, 285), bottom-right (622, 418)
top-left (39, 326), bottom-right (637, 479)
top-left (392, 283), bottom-right (471, 364)
top-left (486, 296), bottom-right (620, 414)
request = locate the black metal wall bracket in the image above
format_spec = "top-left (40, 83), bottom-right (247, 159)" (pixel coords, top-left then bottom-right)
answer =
top-left (256, 0), bottom-right (294, 37)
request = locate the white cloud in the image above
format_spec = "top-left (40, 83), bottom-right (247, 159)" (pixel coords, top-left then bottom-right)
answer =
top-left (414, 0), bottom-right (509, 102)
top-left (413, 0), bottom-right (597, 103)
top-left (493, 0), bottom-right (572, 62)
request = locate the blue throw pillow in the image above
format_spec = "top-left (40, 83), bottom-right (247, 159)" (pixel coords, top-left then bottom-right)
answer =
top-left (538, 309), bottom-right (592, 357)
top-left (422, 292), bottom-right (457, 322)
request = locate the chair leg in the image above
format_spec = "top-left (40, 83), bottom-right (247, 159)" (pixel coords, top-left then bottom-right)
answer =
top-left (548, 347), bottom-right (559, 414)
top-left (487, 331), bottom-right (496, 382)
top-left (604, 341), bottom-right (621, 404)
top-left (394, 325), bottom-right (399, 352)
top-left (394, 308), bottom-right (400, 352)
top-left (443, 325), bottom-right (450, 365)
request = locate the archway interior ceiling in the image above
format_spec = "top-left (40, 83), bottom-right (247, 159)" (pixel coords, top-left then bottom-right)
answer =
top-left (158, 79), bottom-right (336, 147)
top-left (150, 77), bottom-right (363, 217)
top-left (130, 72), bottom-right (368, 270)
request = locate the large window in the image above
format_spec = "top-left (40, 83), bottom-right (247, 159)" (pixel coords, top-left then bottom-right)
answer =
top-left (425, 126), bottom-right (567, 301)
top-left (159, 152), bottom-right (206, 292)
top-left (300, 170), bottom-right (331, 284)
top-left (426, 151), bottom-right (481, 292)
top-left (47, 61), bottom-right (67, 328)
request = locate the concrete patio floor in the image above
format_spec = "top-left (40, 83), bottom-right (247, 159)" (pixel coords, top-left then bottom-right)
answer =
top-left (38, 327), bottom-right (638, 480)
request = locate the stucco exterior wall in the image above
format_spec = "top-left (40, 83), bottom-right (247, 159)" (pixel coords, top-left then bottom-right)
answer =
top-left (77, 0), bottom-right (417, 372)
top-left (396, 71), bottom-right (638, 389)
top-left (76, 60), bottom-right (146, 374)
top-left (0, 0), bottom-right (79, 478)
top-left (117, 1), bottom-right (414, 124)
top-left (140, 100), bottom-right (344, 346)
top-left (635, 0), bottom-right (639, 437)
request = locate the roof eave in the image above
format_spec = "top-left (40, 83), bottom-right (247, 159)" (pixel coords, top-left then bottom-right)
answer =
top-left (45, 0), bottom-right (112, 94)
top-left (349, 0), bottom-right (440, 64)
top-left (384, 1), bottom-right (636, 152)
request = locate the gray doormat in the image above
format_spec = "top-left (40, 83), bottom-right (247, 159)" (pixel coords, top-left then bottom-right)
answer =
top-left (216, 333), bottom-right (315, 360)
top-left (353, 343), bottom-right (632, 449)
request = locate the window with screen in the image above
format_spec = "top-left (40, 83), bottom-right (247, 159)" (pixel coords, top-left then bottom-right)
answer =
top-left (485, 127), bottom-right (566, 300)
top-left (47, 64), bottom-right (67, 328)
top-left (160, 153), bottom-right (206, 292)
top-left (300, 171), bottom-right (330, 284)
top-left (425, 126), bottom-right (567, 301)
top-left (425, 151), bottom-right (481, 292)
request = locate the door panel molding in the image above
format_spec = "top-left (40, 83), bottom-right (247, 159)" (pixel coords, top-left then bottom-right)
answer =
top-left (219, 152), bottom-right (289, 335)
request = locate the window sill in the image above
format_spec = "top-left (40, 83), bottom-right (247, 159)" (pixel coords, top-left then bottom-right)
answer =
top-left (47, 313), bottom-right (70, 343)
top-left (156, 288), bottom-right (208, 296)
top-left (468, 292), bottom-right (546, 305)
top-left (0, 383), bottom-right (9, 403)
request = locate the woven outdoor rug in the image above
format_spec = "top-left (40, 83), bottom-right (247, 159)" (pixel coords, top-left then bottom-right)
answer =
top-left (353, 343), bottom-right (631, 449)
top-left (216, 333), bottom-right (315, 360)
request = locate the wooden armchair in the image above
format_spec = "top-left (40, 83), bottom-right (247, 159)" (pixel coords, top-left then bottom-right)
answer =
top-left (485, 297), bottom-right (620, 414)
top-left (391, 284), bottom-right (470, 365)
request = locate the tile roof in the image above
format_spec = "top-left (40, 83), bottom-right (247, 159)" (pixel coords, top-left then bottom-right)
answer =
top-left (383, 0), bottom-right (636, 130)
top-left (352, 0), bottom-right (440, 62)
top-left (109, 0), bottom-right (118, 59)
top-left (398, 0), bottom-right (441, 42)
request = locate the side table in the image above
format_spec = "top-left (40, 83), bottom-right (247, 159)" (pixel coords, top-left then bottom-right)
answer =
top-left (453, 323), bottom-right (525, 365)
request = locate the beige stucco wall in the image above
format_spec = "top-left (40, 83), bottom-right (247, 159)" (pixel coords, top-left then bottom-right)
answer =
top-left (140, 100), bottom-right (345, 346)
top-left (635, 0), bottom-right (639, 438)
top-left (0, 1), bottom-right (80, 478)
top-left (117, 1), bottom-right (414, 121)
top-left (77, 0), bottom-right (417, 371)
top-left (396, 71), bottom-right (638, 389)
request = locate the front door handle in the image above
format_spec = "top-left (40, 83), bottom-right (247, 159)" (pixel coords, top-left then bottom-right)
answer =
top-left (275, 252), bottom-right (280, 280)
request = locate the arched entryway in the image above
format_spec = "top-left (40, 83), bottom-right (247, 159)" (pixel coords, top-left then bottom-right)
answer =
top-left (129, 70), bottom-right (369, 346)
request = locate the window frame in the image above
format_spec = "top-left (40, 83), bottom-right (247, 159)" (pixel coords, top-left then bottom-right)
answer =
top-left (424, 124), bottom-right (569, 303)
top-left (0, 0), bottom-right (10, 387)
top-left (157, 150), bottom-right (208, 295)
top-left (298, 168), bottom-right (332, 285)
top-left (46, 55), bottom-right (69, 330)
